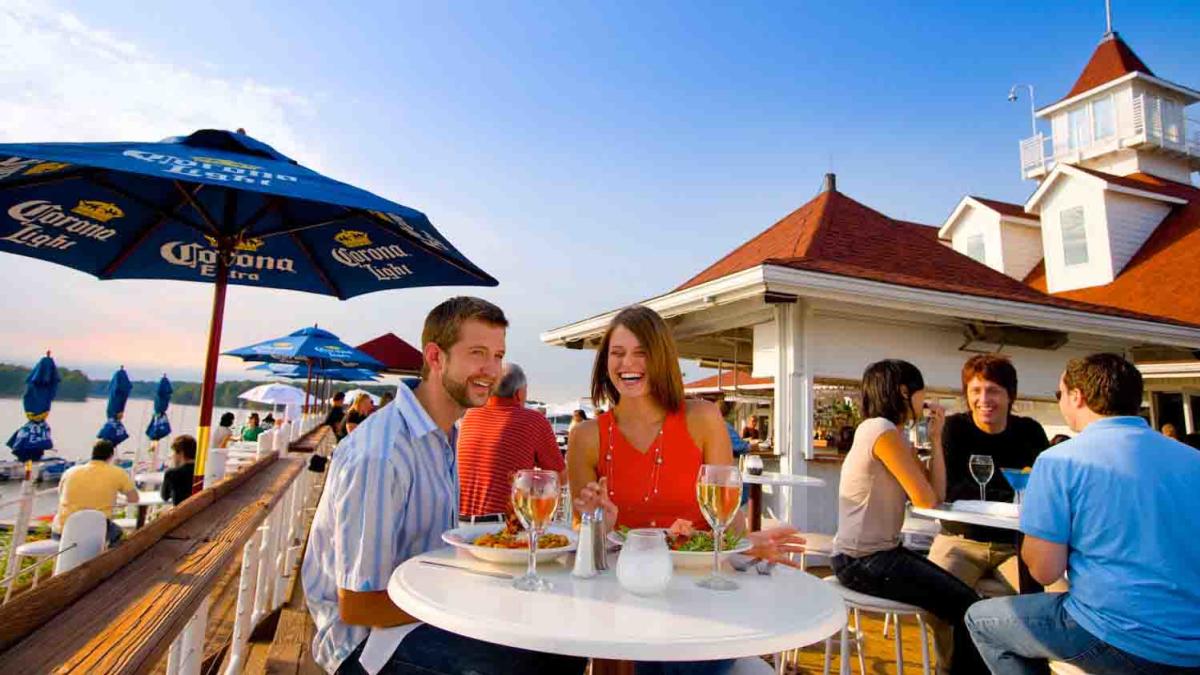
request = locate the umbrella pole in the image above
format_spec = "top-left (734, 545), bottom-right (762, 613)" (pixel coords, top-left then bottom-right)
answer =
top-left (193, 251), bottom-right (230, 493)
top-left (304, 360), bottom-right (314, 419)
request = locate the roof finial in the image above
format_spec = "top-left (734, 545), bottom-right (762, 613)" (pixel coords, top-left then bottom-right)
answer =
top-left (1104, 0), bottom-right (1113, 36)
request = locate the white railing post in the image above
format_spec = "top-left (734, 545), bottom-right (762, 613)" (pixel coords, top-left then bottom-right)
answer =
top-left (166, 597), bottom-right (210, 675)
top-left (251, 506), bottom-right (280, 626)
top-left (270, 480), bottom-right (297, 610)
top-left (3, 480), bottom-right (36, 603)
top-left (223, 528), bottom-right (262, 675)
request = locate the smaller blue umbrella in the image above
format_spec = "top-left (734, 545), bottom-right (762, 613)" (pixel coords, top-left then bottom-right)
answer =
top-left (226, 326), bottom-right (384, 370)
top-left (145, 375), bottom-right (173, 441)
top-left (6, 353), bottom-right (60, 462)
top-left (97, 367), bottom-right (132, 446)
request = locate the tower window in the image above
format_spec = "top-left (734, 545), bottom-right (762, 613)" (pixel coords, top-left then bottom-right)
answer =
top-left (966, 233), bottom-right (986, 263)
top-left (1068, 108), bottom-right (1089, 150)
top-left (1060, 206), bottom-right (1088, 266)
top-left (1093, 96), bottom-right (1115, 140)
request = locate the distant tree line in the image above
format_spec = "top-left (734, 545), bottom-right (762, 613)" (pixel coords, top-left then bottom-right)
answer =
top-left (1, 363), bottom-right (398, 408)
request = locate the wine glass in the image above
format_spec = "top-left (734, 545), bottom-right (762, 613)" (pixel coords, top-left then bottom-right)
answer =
top-left (969, 455), bottom-right (995, 502)
top-left (511, 469), bottom-right (559, 591)
top-left (695, 464), bottom-right (743, 591)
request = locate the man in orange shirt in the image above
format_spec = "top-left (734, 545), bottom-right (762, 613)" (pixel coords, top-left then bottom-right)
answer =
top-left (457, 363), bottom-right (564, 521)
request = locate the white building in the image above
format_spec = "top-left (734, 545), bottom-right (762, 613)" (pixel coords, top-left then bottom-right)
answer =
top-left (542, 27), bottom-right (1200, 534)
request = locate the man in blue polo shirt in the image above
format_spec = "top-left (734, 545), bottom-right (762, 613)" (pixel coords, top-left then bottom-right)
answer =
top-left (966, 353), bottom-right (1200, 674)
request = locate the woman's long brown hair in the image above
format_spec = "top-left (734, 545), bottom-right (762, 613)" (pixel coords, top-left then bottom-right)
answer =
top-left (590, 305), bottom-right (684, 412)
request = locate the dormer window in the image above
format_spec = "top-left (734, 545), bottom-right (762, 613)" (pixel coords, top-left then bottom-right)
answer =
top-left (966, 233), bottom-right (986, 263)
top-left (1060, 206), bottom-right (1089, 266)
top-left (1068, 108), bottom-right (1088, 150)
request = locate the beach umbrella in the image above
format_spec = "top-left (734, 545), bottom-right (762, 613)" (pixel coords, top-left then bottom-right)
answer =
top-left (97, 367), bottom-right (132, 447)
top-left (5, 352), bottom-right (60, 463)
top-left (145, 375), bottom-right (173, 441)
top-left (250, 362), bottom-right (381, 382)
top-left (337, 388), bottom-right (381, 406)
top-left (357, 333), bottom-right (423, 376)
top-left (237, 382), bottom-right (307, 406)
top-left (0, 129), bottom-right (497, 488)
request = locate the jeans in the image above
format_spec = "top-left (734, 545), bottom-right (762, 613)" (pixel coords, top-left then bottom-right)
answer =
top-left (51, 519), bottom-right (124, 547)
top-left (336, 624), bottom-right (587, 675)
top-left (634, 660), bottom-right (735, 675)
top-left (832, 546), bottom-right (985, 675)
top-left (966, 593), bottom-right (1200, 675)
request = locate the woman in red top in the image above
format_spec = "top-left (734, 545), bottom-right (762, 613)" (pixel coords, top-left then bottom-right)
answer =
top-left (569, 305), bottom-right (804, 551)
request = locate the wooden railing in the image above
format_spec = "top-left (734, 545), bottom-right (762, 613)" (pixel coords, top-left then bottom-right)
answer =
top-left (0, 425), bottom-right (333, 674)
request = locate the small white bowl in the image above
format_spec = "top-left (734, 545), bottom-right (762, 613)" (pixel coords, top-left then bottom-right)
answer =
top-left (441, 523), bottom-right (577, 565)
top-left (607, 530), bottom-right (752, 570)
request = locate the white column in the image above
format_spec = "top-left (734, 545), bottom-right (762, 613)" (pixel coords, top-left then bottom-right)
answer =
top-left (772, 301), bottom-right (812, 528)
top-left (1183, 393), bottom-right (1196, 435)
top-left (224, 529), bottom-right (262, 675)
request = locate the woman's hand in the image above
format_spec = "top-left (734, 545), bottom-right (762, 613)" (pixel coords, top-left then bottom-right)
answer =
top-left (745, 525), bottom-right (807, 568)
top-left (926, 401), bottom-right (947, 443)
top-left (573, 477), bottom-right (618, 530)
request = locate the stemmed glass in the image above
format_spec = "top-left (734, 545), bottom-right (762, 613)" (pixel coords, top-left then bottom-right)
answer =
top-left (695, 464), bottom-right (743, 591)
top-left (969, 455), bottom-right (995, 502)
top-left (511, 469), bottom-right (559, 591)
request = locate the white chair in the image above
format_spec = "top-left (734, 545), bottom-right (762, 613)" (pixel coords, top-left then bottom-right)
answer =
top-left (10, 538), bottom-right (59, 591)
top-left (257, 429), bottom-right (277, 457)
top-left (730, 656), bottom-right (775, 675)
top-left (275, 423), bottom-right (292, 453)
top-left (54, 509), bottom-right (108, 575)
top-left (823, 577), bottom-right (932, 675)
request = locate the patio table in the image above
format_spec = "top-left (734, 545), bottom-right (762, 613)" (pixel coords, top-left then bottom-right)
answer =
top-left (118, 490), bottom-right (167, 528)
top-left (387, 546), bottom-right (845, 667)
top-left (742, 472), bottom-right (825, 531)
top-left (911, 503), bottom-right (1042, 593)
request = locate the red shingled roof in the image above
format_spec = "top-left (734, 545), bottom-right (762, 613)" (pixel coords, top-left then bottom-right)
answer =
top-left (971, 196), bottom-right (1037, 221)
top-left (685, 372), bottom-right (773, 390)
top-left (676, 185), bottom-right (1183, 326)
top-left (1024, 171), bottom-right (1200, 328)
top-left (356, 333), bottom-right (423, 375)
top-left (1061, 33), bottom-right (1154, 101)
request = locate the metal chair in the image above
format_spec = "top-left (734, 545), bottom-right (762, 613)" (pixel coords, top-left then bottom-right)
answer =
top-left (823, 577), bottom-right (932, 675)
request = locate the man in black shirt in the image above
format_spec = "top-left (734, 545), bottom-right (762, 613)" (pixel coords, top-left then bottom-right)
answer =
top-left (161, 435), bottom-right (197, 507)
top-left (928, 354), bottom-right (1049, 595)
top-left (324, 391), bottom-right (346, 439)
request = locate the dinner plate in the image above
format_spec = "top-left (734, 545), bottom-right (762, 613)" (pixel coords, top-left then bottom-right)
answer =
top-left (441, 523), bottom-right (577, 565)
top-left (607, 530), bottom-right (753, 570)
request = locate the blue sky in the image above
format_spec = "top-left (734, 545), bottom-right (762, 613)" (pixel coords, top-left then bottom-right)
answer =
top-left (1, 1), bottom-right (1197, 402)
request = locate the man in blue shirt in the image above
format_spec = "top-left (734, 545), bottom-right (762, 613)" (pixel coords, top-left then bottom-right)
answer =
top-left (966, 353), bottom-right (1200, 674)
top-left (301, 297), bottom-right (585, 675)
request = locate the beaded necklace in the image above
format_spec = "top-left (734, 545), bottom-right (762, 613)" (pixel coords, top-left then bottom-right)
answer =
top-left (604, 413), bottom-right (666, 503)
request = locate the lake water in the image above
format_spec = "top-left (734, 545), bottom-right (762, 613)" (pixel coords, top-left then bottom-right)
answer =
top-left (0, 397), bottom-right (252, 520)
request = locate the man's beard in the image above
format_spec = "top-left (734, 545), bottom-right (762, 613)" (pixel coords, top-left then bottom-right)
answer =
top-left (442, 370), bottom-right (480, 409)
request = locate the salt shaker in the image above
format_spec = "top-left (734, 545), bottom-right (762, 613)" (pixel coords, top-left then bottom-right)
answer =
top-left (591, 507), bottom-right (609, 571)
top-left (572, 511), bottom-right (597, 578)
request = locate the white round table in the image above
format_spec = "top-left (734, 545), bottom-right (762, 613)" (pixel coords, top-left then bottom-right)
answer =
top-left (742, 472), bottom-right (825, 531)
top-left (911, 503), bottom-right (1040, 593)
top-left (388, 547), bottom-right (845, 661)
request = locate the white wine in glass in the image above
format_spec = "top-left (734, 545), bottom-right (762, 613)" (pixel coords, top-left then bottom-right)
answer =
top-left (695, 464), bottom-right (743, 591)
top-left (969, 454), bottom-right (995, 502)
top-left (511, 469), bottom-right (559, 592)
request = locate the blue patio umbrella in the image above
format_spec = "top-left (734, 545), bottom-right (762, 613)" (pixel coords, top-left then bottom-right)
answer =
top-left (250, 362), bottom-right (381, 382)
top-left (5, 352), bottom-right (60, 463)
top-left (0, 129), bottom-right (497, 483)
top-left (145, 375), bottom-right (173, 441)
top-left (97, 367), bottom-right (132, 446)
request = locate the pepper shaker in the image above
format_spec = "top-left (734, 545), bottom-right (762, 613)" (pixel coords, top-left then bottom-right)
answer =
top-left (591, 507), bottom-right (609, 571)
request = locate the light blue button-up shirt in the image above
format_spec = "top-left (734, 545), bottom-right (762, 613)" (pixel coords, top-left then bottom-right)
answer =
top-left (301, 384), bottom-right (458, 673)
top-left (1021, 416), bottom-right (1200, 667)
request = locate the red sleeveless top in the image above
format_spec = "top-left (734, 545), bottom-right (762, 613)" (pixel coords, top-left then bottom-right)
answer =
top-left (597, 409), bottom-right (706, 529)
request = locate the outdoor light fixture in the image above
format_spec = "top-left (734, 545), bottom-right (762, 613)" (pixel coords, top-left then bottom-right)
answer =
top-left (1008, 84), bottom-right (1038, 138)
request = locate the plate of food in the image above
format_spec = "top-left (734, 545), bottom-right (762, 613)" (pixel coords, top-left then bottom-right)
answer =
top-left (608, 520), bottom-right (752, 570)
top-left (441, 520), bottom-right (576, 565)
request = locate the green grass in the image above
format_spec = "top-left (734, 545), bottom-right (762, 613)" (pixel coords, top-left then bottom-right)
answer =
top-left (0, 525), bottom-right (56, 594)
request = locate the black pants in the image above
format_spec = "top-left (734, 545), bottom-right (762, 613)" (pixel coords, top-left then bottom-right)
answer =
top-left (336, 625), bottom-right (586, 675)
top-left (833, 546), bottom-right (986, 675)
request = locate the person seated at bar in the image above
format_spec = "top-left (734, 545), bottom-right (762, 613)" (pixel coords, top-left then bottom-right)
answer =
top-left (54, 439), bottom-right (139, 547)
top-left (832, 360), bottom-right (986, 675)
top-left (212, 412), bottom-right (236, 450)
top-left (301, 297), bottom-right (586, 675)
top-left (1160, 422), bottom-right (1180, 440)
top-left (241, 413), bottom-right (264, 442)
top-left (342, 393), bottom-right (375, 436)
top-left (740, 415), bottom-right (761, 441)
top-left (160, 435), bottom-right (196, 507)
top-left (966, 353), bottom-right (1200, 674)
top-left (929, 355), bottom-right (1049, 595)
top-left (262, 413), bottom-right (276, 429)
top-left (570, 305), bottom-right (804, 675)
top-left (458, 363), bottom-right (563, 523)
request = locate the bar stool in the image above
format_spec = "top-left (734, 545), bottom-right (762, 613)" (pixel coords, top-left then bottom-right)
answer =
top-left (823, 577), bottom-right (932, 675)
